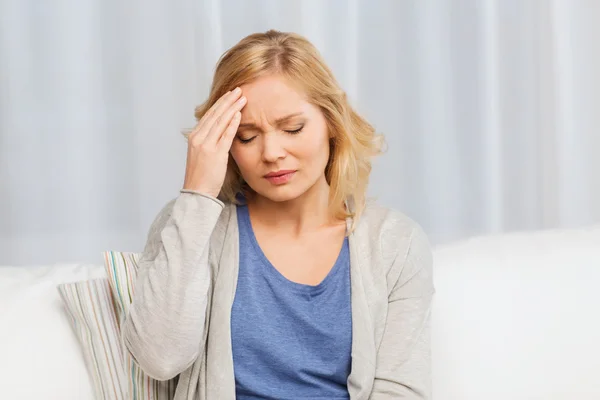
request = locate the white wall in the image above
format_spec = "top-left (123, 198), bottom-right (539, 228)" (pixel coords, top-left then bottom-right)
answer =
top-left (1, 0), bottom-right (599, 265)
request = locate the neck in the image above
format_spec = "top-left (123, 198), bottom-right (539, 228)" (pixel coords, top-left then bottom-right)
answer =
top-left (246, 176), bottom-right (338, 235)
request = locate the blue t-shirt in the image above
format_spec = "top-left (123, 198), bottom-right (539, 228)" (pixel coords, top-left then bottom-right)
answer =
top-left (231, 204), bottom-right (353, 400)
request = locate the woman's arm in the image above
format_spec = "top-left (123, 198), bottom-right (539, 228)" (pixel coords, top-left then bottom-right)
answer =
top-left (121, 191), bottom-right (224, 381)
top-left (370, 224), bottom-right (435, 399)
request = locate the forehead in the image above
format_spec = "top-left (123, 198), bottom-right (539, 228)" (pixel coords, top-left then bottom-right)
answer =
top-left (240, 74), bottom-right (309, 117)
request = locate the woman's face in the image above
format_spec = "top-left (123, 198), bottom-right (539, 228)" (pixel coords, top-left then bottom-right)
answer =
top-left (230, 74), bottom-right (331, 203)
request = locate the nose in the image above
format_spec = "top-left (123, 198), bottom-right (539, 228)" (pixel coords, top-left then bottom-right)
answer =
top-left (260, 132), bottom-right (286, 163)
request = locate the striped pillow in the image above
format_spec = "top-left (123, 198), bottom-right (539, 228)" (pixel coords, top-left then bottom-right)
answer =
top-left (58, 279), bottom-right (128, 399)
top-left (103, 251), bottom-right (178, 400)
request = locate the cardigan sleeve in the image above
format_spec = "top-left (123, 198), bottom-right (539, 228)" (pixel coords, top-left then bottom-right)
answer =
top-left (370, 223), bottom-right (435, 399)
top-left (121, 191), bottom-right (224, 381)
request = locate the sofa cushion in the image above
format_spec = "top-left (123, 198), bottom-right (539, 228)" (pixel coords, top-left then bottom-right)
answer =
top-left (58, 278), bottom-right (128, 399)
top-left (55, 252), bottom-right (178, 400)
top-left (103, 251), bottom-right (178, 400)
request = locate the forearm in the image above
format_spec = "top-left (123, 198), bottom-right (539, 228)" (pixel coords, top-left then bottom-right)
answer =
top-left (122, 192), bottom-right (224, 380)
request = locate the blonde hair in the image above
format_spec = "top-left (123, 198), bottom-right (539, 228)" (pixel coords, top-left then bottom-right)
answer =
top-left (191, 30), bottom-right (384, 225)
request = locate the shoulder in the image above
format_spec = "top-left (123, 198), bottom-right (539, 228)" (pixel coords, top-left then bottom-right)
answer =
top-left (359, 199), bottom-right (429, 255)
top-left (357, 200), bottom-right (433, 291)
top-left (144, 193), bottom-right (234, 248)
top-left (360, 200), bottom-right (421, 237)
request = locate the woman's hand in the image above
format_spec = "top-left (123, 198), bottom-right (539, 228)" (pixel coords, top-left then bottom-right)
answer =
top-left (182, 87), bottom-right (247, 197)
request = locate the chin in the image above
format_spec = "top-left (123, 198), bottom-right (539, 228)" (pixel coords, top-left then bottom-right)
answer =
top-left (251, 183), bottom-right (309, 203)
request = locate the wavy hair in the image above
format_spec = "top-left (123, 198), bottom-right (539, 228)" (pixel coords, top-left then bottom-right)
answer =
top-left (189, 30), bottom-right (384, 225)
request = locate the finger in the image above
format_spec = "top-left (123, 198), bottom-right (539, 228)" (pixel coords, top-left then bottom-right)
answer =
top-left (186, 117), bottom-right (206, 141)
top-left (200, 90), bottom-right (233, 125)
top-left (189, 89), bottom-right (237, 141)
top-left (218, 111), bottom-right (242, 151)
top-left (188, 92), bottom-right (227, 134)
top-left (200, 88), bottom-right (243, 137)
top-left (205, 95), bottom-right (246, 143)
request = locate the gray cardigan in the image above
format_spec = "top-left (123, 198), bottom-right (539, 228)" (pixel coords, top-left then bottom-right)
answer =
top-left (122, 192), bottom-right (434, 399)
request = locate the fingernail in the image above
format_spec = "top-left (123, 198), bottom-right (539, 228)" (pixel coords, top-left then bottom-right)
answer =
top-left (239, 96), bottom-right (246, 103)
top-left (233, 87), bottom-right (241, 94)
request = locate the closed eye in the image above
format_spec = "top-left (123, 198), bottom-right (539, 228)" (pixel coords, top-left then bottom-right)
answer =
top-left (237, 136), bottom-right (256, 144)
top-left (237, 125), bottom-right (303, 144)
top-left (285, 126), bottom-right (303, 135)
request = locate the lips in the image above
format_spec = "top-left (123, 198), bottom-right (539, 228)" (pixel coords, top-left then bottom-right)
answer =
top-left (264, 170), bottom-right (296, 178)
top-left (263, 170), bottom-right (296, 185)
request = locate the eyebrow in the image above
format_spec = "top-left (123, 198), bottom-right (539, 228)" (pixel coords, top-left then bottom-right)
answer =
top-left (238, 112), bottom-right (304, 130)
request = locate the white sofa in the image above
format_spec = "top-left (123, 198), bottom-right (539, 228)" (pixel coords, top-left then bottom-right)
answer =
top-left (1, 226), bottom-right (599, 400)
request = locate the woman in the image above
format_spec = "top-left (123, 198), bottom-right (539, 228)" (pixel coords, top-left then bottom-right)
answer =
top-left (122, 30), bottom-right (434, 400)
